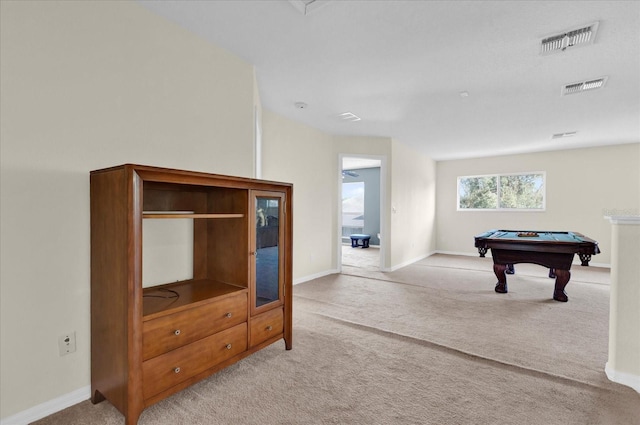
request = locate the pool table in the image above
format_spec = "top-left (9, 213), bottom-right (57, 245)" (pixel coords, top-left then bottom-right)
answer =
top-left (474, 230), bottom-right (600, 302)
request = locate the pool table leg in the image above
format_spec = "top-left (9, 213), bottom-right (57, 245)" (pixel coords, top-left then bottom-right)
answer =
top-left (493, 264), bottom-right (508, 293)
top-left (553, 269), bottom-right (570, 302)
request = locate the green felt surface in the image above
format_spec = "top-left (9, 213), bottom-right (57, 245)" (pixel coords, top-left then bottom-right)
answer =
top-left (481, 230), bottom-right (583, 242)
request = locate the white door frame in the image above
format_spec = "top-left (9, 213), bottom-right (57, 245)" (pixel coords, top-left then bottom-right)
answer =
top-left (337, 153), bottom-right (387, 272)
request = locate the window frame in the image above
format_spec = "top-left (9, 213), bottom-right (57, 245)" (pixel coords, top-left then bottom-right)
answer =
top-left (456, 171), bottom-right (546, 212)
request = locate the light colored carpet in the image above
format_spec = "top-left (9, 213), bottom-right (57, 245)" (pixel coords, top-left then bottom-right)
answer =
top-left (32, 254), bottom-right (640, 425)
top-left (341, 243), bottom-right (380, 269)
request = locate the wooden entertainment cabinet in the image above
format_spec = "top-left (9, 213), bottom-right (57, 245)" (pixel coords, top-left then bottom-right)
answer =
top-left (90, 164), bottom-right (293, 425)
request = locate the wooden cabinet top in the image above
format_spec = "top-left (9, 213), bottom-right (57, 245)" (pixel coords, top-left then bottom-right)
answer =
top-left (90, 164), bottom-right (293, 191)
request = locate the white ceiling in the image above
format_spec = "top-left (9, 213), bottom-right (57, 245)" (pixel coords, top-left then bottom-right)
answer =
top-left (138, 0), bottom-right (640, 161)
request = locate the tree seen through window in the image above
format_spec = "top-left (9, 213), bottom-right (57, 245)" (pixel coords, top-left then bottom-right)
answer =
top-left (458, 173), bottom-right (544, 210)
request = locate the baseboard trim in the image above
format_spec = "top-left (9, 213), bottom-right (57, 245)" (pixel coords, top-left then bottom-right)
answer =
top-left (0, 385), bottom-right (90, 425)
top-left (293, 268), bottom-right (339, 285)
top-left (605, 362), bottom-right (640, 393)
top-left (294, 251), bottom-right (437, 279)
top-left (383, 251), bottom-right (435, 272)
top-left (435, 250), bottom-right (479, 257)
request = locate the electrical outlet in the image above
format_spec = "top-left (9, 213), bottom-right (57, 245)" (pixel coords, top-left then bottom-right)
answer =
top-left (58, 332), bottom-right (76, 356)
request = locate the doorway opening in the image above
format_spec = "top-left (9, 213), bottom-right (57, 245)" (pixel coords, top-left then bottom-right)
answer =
top-left (339, 155), bottom-right (384, 272)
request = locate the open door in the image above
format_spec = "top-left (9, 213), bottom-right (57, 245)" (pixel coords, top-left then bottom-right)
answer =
top-left (339, 155), bottom-right (385, 271)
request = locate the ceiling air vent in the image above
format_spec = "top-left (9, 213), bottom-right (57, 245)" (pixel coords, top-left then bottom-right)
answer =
top-left (561, 77), bottom-right (608, 96)
top-left (540, 22), bottom-right (599, 55)
top-left (552, 132), bottom-right (577, 139)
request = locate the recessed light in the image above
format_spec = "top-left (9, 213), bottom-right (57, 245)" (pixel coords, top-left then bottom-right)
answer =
top-left (459, 91), bottom-right (469, 98)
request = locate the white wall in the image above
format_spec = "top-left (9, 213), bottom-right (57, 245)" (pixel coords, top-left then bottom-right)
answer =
top-left (261, 109), bottom-right (336, 280)
top-left (0, 1), bottom-right (256, 419)
top-left (262, 119), bottom-right (439, 278)
top-left (390, 140), bottom-right (437, 268)
top-left (436, 143), bottom-right (640, 265)
top-left (606, 217), bottom-right (640, 391)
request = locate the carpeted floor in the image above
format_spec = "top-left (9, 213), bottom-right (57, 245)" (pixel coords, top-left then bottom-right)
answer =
top-left (342, 243), bottom-right (380, 269)
top-left (32, 254), bottom-right (640, 425)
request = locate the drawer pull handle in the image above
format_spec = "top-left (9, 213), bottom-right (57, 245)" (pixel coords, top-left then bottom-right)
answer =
top-left (174, 367), bottom-right (181, 374)
top-left (225, 312), bottom-right (232, 318)
top-left (174, 329), bottom-right (181, 336)
top-left (225, 343), bottom-right (232, 350)
top-left (266, 325), bottom-right (273, 331)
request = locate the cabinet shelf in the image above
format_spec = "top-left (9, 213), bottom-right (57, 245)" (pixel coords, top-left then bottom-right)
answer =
top-left (142, 213), bottom-right (244, 219)
top-left (143, 280), bottom-right (247, 320)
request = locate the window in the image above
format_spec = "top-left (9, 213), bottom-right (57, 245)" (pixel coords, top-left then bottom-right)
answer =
top-left (342, 182), bottom-right (365, 234)
top-left (457, 172), bottom-right (545, 211)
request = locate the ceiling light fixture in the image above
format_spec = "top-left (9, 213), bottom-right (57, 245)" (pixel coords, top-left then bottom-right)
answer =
top-left (294, 102), bottom-right (308, 109)
top-left (540, 21), bottom-right (599, 55)
top-left (338, 112), bottom-right (361, 122)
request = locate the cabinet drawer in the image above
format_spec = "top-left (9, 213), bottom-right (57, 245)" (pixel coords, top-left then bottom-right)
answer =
top-left (143, 322), bottom-right (247, 400)
top-left (143, 292), bottom-right (247, 360)
top-left (250, 308), bottom-right (283, 347)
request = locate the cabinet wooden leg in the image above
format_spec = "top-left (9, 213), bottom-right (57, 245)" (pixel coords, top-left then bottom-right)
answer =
top-left (284, 326), bottom-right (293, 350)
top-left (125, 412), bottom-right (141, 425)
top-left (90, 389), bottom-right (105, 404)
top-left (124, 405), bottom-right (143, 425)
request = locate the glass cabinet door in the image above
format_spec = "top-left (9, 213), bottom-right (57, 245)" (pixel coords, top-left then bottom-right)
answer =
top-left (251, 191), bottom-right (285, 313)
